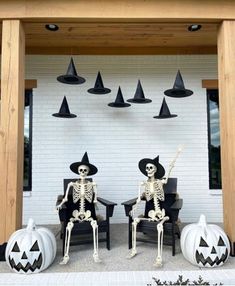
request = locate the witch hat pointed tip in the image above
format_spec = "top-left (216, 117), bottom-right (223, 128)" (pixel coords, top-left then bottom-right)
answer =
top-left (82, 152), bottom-right (89, 163)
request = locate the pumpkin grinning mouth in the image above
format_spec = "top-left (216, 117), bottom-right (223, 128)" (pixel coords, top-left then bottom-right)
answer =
top-left (8, 253), bottom-right (42, 272)
top-left (195, 248), bottom-right (228, 267)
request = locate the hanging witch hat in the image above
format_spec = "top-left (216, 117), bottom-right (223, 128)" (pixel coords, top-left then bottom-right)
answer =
top-left (153, 97), bottom-right (177, 119)
top-left (52, 96), bottom-right (77, 118)
top-left (108, 86), bottom-right (131, 108)
top-left (88, 71), bottom-right (111, 94)
top-left (164, 70), bottom-right (193, 98)
top-left (57, 57), bottom-right (86, 85)
top-left (139, 155), bottom-right (165, 179)
top-left (127, 80), bottom-right (152, 103)
top-left (70, 152), bottom-right (98, 176)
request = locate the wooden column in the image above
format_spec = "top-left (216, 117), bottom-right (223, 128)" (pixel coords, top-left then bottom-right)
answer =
top-left (0, 20), bottom-right (25, 243)
top-left (217, 20), bottom-right (235, 256)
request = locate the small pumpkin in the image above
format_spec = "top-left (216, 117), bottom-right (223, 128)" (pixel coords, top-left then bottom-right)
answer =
top-left (180, 214), bottom-right (230, 267)
top-left (5, 218), bottom-right (56, 274)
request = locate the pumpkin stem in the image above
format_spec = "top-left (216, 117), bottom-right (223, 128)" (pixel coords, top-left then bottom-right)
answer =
top-left (198, 214), bottom-right (207, 226)
top-left (27, 218), bottom-right (36, 231)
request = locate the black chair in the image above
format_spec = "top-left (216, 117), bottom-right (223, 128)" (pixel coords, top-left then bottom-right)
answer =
top-left (56, 178), bottom-right (117, 255)
top-left (122, 178), bottom-right (182, 256)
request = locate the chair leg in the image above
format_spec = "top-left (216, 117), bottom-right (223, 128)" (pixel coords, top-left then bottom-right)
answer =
top-left (106, 223), bottom-right (110, 250)
top-left (172, 223), bottom-right (175, 256)
top-left (62, 221), bottom-right (67, 256)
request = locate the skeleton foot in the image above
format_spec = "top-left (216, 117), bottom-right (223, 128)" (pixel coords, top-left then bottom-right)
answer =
top-left (127, 248), bottom-right (137, 258)
top-left (59, 254), bottom-right (70, 265)
top-left (154, 256), bottom-right (163, 267)
top-left (93, 253), bottom-right (102, 263)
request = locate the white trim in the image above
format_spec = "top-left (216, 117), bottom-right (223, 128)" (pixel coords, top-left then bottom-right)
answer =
top-left (209, 189), bottom-right (222, 196)
top-left (23, 191), bottom-right (32, 197)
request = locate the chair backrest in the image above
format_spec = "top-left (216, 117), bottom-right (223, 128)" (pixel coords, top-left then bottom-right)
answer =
top-left (63, 178), bottom-right (96, 219)
top-left (144, 177), bottom-right (178, 221)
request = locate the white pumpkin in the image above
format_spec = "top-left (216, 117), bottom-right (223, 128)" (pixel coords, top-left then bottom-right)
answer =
top-left (5, 218), bottom-right (57, 274)
top-left (180, 214), bottom-right (230, 268)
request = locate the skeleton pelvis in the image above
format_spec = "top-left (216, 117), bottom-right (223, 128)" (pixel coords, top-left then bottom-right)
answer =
top-left (148, 209), bottom-right (165, 220)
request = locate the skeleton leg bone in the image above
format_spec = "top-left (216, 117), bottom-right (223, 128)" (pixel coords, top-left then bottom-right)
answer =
top-left (60, 221), bottom-right (74, 265)
top-left (89, 218), bottom-right (101, 263)
top-left (128, 218), bottom-right (141, 258)
top-left (154, 216), bottom-right (169, 267)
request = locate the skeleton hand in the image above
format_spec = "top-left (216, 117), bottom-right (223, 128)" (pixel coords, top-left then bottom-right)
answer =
top-left (130, 198), bottom-right (141, 217)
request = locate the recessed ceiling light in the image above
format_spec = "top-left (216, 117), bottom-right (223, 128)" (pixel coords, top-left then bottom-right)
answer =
top-left (45, 24), bottom-right (59, 31)
top-left (188, 24), bottom-right (202, 32)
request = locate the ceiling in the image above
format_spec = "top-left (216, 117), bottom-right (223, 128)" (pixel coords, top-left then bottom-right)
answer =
top-left (2, 22), bottom-right (219, 55)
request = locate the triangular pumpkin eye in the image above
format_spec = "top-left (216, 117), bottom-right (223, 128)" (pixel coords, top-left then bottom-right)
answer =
top-left (199, 237), bottom-right (209, 247)
top-left (12, 242), bottom-right (20, 252)
top-left (218, 236), bottom-right (225, 246)
top-left (30, 241), bottom-right (39, 251)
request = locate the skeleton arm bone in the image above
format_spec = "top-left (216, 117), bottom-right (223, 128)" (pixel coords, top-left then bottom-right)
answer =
top-left (130, 181), bottom-right (145, 217)
top-left (162, 145), bottom-right (183, 184)
top-left (56, 182), bottom-right (73, 210)
top-left (92, 182), bottom-right (98, 204)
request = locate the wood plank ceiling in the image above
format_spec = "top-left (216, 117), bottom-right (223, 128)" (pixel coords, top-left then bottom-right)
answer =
top-left (1, 22), bottom-right (218, 55)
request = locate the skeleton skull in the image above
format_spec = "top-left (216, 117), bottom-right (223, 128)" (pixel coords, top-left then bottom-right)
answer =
top-left (78, 165), bottom-right (90, 178)
top-left (146, 163), bottom-right (157, 177)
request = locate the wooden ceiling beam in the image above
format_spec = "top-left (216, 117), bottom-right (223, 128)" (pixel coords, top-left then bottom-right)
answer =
top-left (0, 0), bottom-right (234, 21)
top-left (25, 46), bottom-right (217, 55)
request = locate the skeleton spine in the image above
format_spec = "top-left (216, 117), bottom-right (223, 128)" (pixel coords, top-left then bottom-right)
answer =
top-left (79, 197), bottom-right (85, 213)
top-left (153, 195), bottom-right (161, 212)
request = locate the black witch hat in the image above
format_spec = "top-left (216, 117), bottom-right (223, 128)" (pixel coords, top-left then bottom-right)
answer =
top-left (57, 57), bottom-right (86, 85)
top-left (139, 156), bottom-right (165, 179)
top-left (87, 71), bottom-right (111, 94)
top-left (153, 97), bottom-right (177, 119)
top-left (127, 80), bottom-right (152, 103)
top-left (164, 70), bottom-right (193, 98)
top-left (70, 152), bottom-right (98, 176)
top-left (52, 96), bottom-right (77, 118)
top-left (108, 87), bottom-right (131, 108)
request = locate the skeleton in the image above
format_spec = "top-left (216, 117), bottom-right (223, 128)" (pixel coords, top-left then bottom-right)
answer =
top-left (129, 146), bottom-right (183, 267)
top-left (56, 164), bottom-right (101, 265)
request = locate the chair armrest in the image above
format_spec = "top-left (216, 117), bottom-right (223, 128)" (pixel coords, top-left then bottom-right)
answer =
top-left (121, 197), bottom-right (138, 216)
top-left (97, 197), bottom-right (117, 217)
top-left (97, 197), bottom-right (117, 207)
top-left (56, 195), bottom-right (64, 206)
top-left (170, 198), bottom-right (183, 210)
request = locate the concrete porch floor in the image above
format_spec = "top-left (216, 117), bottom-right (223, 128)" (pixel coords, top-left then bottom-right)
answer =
top-left (0, 223), bottom-right (235, 285)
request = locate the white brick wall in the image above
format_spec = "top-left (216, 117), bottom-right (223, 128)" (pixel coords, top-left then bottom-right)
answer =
top-left (24, 55), bottom-right (222, 225)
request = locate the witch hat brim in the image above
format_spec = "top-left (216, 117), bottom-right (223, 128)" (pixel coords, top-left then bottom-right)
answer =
top-left (127, 80), bottom-right (152, 103)
top-left (164, 70), bottom-right (193, 98)
top-left (88, 71), bottom-right (111, 94)
top-left (153, 97), bottom-right (177, 119)
top-left (70, 152), bottom-right (98, 176)
top-left (57, 57), bottom-right (86, 85)
top-left (108, 87), bottom-right (131, 108)
top-left (52, 96), bottom-right (77, 118)
top-left (139, 157), bottom-right (165, 179)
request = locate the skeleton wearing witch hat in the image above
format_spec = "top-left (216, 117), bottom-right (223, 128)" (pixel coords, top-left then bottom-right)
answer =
top-left (56, 152), bottom-right (101, 264)
top-left (129, 146), bottom-right (182, 266)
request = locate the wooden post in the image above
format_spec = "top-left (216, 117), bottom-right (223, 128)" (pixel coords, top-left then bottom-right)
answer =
top-left (217, 20), bottom-right (235, 256)
top-left (0, 20), bottom-right (25, 244)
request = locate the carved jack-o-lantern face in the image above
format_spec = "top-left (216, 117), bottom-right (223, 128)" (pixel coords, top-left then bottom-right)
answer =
top-left (195, 236), bottom-right (229, 267)
top-left (8, 240), bottom-right (43, 273)
top-left (180, 215), bottom-right (230, 268)
top-left (5, 219), bottom-right (57, 274)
